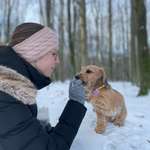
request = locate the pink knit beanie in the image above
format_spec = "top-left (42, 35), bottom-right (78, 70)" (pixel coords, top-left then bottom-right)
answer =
top-left (13, 27), bottom-right (59, 63)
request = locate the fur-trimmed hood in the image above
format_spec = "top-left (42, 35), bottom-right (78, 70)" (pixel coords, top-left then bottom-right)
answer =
top-left (0, 65), bottom-right (37, 105)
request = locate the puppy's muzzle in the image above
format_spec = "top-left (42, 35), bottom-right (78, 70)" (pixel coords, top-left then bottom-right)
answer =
top-left (75, 74), bottom-right (87, 86)
top-left (75, 74), bottom-right (80, 80)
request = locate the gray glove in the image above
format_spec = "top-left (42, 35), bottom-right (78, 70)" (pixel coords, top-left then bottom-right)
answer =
top-left (69, 79), bottom-right (86, 105)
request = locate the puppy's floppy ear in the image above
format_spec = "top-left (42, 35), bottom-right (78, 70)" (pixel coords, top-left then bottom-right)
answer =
top-left (99, 68), bottom-right (106, 84)
top-left (94, 77), bottom-right (103, 89)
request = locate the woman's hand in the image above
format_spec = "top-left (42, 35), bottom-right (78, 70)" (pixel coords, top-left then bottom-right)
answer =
top-left (69, 79), bottom-right (86, 105)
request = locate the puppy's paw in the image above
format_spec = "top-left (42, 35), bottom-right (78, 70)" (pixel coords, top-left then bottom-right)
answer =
top-left (95, 124), bottom-right (106, 134)
top-left (113, 120), bottom-right (124, 127)
top-left (95, 127), bottom-right (105, 134)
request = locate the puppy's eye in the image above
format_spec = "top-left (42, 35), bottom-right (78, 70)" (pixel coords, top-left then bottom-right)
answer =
top-left (86, 69), bottom-right (92, 73)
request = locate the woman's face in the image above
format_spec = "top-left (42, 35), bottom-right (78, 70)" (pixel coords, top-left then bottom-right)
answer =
top-left (35, 49), bottom-right (60, 77)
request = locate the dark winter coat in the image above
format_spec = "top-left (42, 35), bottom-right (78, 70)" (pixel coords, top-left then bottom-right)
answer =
top-left (0, 46), bottom-right (87, 150)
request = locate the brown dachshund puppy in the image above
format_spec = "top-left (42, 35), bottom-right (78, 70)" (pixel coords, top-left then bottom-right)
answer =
top-left (76, 65), bottom-right (127, 134)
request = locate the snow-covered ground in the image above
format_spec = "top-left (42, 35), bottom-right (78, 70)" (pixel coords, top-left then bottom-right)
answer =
top-left (37, 81), bottom-right (150, 150)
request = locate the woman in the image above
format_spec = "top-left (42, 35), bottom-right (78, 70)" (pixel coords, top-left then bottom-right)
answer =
top-left (0, 23), bottom-right (87, 150)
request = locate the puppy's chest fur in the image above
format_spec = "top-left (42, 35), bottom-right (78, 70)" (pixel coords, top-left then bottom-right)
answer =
top-left (88, 88), bottom-right (123, 119)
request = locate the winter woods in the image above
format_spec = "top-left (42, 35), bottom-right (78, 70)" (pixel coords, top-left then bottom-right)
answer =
top-left (0, 0), bottom-right (150, 95)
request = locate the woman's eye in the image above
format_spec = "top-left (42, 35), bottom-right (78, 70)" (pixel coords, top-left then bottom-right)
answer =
top-left (52, 53), bottom-right (57, 58)
top-left (52, 53), bottom-right (56, 56)
top-left (86, 69), bottom-right (92, 73)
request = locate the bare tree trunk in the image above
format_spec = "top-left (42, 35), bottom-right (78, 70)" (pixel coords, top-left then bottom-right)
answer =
top-left (73, 0), bottom-right (78, 70)
top-left (125, 0), bottom-right (130, 81)
top-left (4, 0), bottom-right (18, 43)
top-left (92, 0), bottom-right (101, 65)
top-left (39, 0), bottom-right (46, 24)
top-left (130, 0), bottom-right (140, 84)
top-left (100, 4), bottom-right (105, 65)
top-left (58, 0), bottom-right (65, 80)
top-left (73, 1), bottom-right (82, 72)
top-left (39, 0), bottom-right (54, 27)
top-left (67, 0), bottom-right (76, 76)
top-left (95, 17), bottom-right (100, 64)
top-left (0, 0), bottom-right (28, 44)
top-left (0, 1), bottom-right (4, 42)
top-left (108, 0), bottom-right (113, 79)
top-left (118, 2), bottom-right (128, 81)
top-left (46, 0), bottom-right (52, 27)
top-left (78, 0), bottom-right (88, 66)
top-left (134, 0), bottom-right (150, 95)
top-left (4, 0), bottom-right (12, 43)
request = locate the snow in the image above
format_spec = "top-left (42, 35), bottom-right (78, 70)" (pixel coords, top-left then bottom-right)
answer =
top-left (37, 81), bottom-right (150, 150)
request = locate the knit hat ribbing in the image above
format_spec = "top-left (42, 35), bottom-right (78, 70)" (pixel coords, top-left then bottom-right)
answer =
top-left (13, 27), bottom-right (59, 63)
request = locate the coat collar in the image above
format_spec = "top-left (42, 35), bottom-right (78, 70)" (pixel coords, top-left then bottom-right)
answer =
top-left (0, 65), bottom-right (37, 105)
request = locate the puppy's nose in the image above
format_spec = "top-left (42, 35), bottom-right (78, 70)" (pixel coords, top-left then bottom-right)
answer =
top-left (75, 74), bottom-right (80, 79)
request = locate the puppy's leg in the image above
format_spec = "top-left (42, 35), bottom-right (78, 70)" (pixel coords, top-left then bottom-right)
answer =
top-left (113, 105), bottom-right (127, 126)
top-left (95, 112), bottom-right (107, 134)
